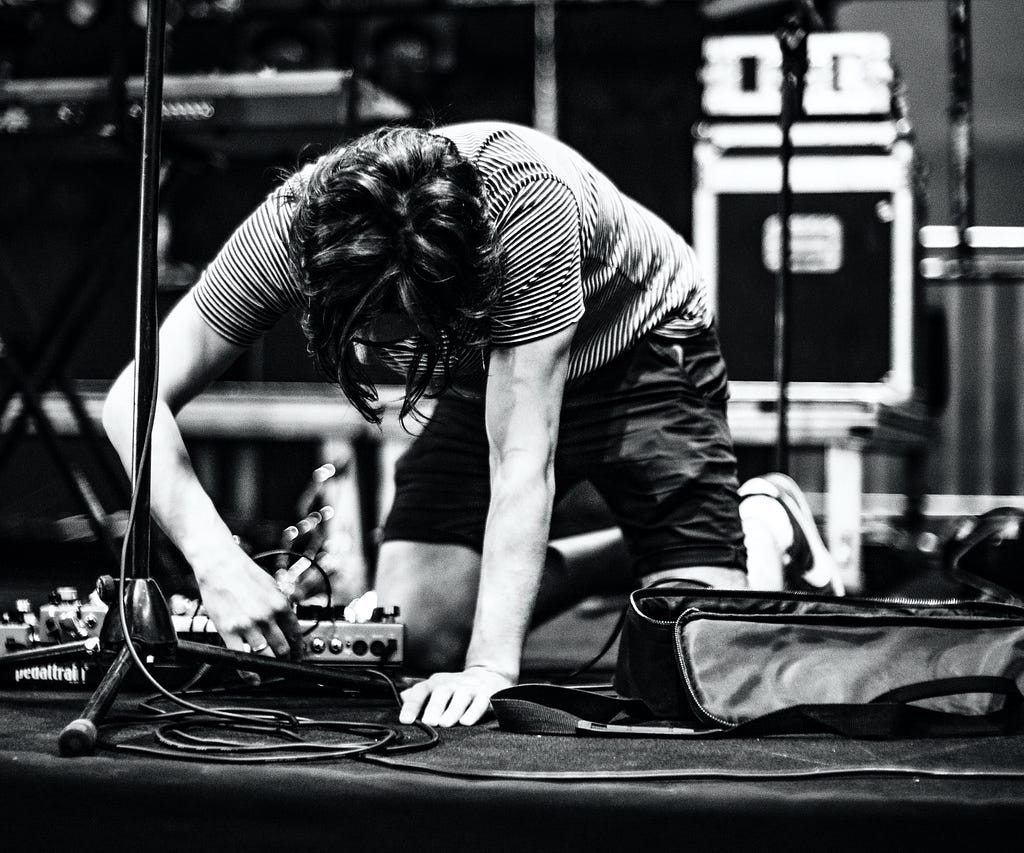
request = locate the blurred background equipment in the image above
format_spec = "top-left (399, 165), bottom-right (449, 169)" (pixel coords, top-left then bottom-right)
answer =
top-left (0, 0), bottom-right (1022, 604)
top-left (695, 31), bottom-right (920, 398)
top-left (945, 507), bottom-right (1024, 604)
top-left (0, 69), bottom-right (411, 157)
top-left (692, 26), bottom-right (932, 590)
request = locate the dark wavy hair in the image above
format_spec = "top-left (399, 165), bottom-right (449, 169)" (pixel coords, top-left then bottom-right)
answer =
top-left (285, 126), bottom-right (503, 424)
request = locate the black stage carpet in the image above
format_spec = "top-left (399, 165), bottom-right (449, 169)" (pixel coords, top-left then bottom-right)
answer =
top-left (3, 683), bottom-right (1024, 853)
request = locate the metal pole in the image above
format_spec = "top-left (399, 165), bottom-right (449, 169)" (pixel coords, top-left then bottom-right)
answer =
top-left (774, 18), bottom-right (809, 475)
top-left (129, 0), bottom-right (168, 578)
top-left (947, 0), bottom-right (975, 245)
top-left (534, 0), bottom-right (558, 137)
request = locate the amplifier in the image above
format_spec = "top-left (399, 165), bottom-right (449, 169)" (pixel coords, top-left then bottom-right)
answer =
top-left (692, 127), bottom-right (924, 404)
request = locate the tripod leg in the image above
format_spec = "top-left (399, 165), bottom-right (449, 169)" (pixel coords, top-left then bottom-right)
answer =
top-left (58, 643), bottom-right (133, 757)
top-left (0, 638), bottom-right (97, 670)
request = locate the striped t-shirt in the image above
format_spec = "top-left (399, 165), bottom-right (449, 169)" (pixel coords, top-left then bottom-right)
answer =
top-left (192, 121), bottom-right (710, 386)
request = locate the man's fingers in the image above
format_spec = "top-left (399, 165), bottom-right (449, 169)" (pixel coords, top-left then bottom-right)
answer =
top-left (459, 693), bottom-right (493, 727)
top-left (420, 684), bottom-right (455, 727)
top-left (438, 689), bottom-right (474, 728)
top-left (224, 633), bottom-right (262, 687)
top-left (243, 629), bottom-right (274, 656)
top-left (276, 606), bottom-right (305, 660)
top-left (399, 681), bottom-right (431, 725)
top-left (258, 620), bottom-right (291, 659)
top-left (223, 633), bottom-right (247, 654)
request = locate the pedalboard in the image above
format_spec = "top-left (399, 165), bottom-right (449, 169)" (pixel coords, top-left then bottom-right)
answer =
top-left (0, 622), bottom-right (32, 655)
top-left (1, 587), bottom-right (104, 656)
top-left (1, 587), bottom-right (405, 688)
top-left (172, 607), bottom-right (404, 666)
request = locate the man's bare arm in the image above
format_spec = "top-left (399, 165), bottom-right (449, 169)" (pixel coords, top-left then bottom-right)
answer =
top-left (102, 295), bottom-right (301, 658)
top-left (399, 323), bottom-right (575, 726)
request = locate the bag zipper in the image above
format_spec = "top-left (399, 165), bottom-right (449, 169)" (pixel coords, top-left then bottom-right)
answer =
top-left (630, 588), bottom-right (1024, 627)
top-left (663, 596), bottom-right (1024, 728)
top-left (667, 607), bottom-right (732, 727)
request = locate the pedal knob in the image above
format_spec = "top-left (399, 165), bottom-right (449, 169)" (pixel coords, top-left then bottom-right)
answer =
top-left (56, 586), bottom-right (79, 604)
top-left (310, 637), bottom-right (326, 654)
top-left (328, 638), bottom-right (343, 654)
top-left (95, 576), bottom-right (118, 604)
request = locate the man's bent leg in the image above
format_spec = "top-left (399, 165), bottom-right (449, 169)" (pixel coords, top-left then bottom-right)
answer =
top-left (532, 528), bottom-right (634, 625)
top-left (641, 565), bottom-right (748, 589)
top-left (375, 540), bottom-right (481, 673)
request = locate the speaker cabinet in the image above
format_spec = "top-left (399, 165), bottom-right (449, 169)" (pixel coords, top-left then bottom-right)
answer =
top-left (693, 126), bottom-right (922, 404)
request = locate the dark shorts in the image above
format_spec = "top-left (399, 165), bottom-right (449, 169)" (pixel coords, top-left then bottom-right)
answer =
top-left (380, 323), bottom-right (746, 577)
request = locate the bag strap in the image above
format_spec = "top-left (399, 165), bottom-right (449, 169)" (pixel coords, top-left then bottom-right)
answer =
top-left (490, 684), bottom-right (720, 737)
top-left (709, 676), bottom-right (1024, 739)
top-left (869, 675), bottom-right (1024, 737)
top-left (491, 677), bottom-right (1024, 739)
top-left (870, 674), bottom-right (1021, 707)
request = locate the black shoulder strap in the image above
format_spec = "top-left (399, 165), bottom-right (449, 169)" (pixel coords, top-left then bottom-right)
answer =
top-left (491, 677), bottom-right (1024, 739)
top-left (490, 684), bottom-right (721, 737)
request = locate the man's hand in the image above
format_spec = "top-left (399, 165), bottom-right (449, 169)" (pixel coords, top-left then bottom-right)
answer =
top-left (194, 547), bottom-right (304, 660)
top-left (399, 667), bottom-right (514, 726)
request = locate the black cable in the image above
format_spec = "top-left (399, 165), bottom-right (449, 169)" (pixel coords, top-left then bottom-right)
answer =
top-left (555, 608), bottom-right (626, 684)
top-left (98, 715), bottom-right (439, 764)
top-left (555, 577), bottom-right (711, 684)
top-left (99, 668), bottom-right (439, 764)
top-left (251, 548), bottom-right (334, 637)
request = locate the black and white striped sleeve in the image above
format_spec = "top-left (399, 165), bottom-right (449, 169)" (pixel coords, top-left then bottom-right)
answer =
top-left (488, 176), bottom-right (584, 347)
top-left (190, 187), bottom-right (305, 347)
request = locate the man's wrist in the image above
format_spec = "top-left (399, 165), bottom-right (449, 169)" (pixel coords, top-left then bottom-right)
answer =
top-left (183, 530), bottom-right (245, 580)
top-left (463, 655), bottom-right (520, 683)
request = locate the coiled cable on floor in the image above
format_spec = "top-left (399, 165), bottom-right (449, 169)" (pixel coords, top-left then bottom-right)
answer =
top-left (97, 670), bottom-right (439, 763)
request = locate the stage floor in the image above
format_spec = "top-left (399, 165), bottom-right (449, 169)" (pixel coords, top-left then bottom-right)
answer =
top-left (4, 673), bottom-right (1024, 852)
top-left (5, 686), bottom-right (1024, 852)
top-left (3, 537), bottom-right (1017, 851)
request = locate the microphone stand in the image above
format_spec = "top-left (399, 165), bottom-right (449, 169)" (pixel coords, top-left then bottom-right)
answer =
top-left (772, 1), bottom-right (819, 475)
top-left (0, 0), bottom-right (382, 756)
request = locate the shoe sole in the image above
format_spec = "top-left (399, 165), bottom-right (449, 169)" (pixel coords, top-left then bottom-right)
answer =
top-left (740, 473), bottom-right (845, 596)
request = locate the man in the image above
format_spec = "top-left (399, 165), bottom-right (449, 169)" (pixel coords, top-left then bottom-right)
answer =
top-left (103, 121), bottom-right (839, 728)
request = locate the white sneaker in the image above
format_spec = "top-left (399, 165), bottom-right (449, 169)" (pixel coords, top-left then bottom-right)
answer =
top-left (739, 473), bottom-right (845, 596)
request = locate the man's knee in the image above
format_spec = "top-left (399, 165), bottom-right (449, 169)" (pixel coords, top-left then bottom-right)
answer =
top-left (375, 540), bottom-right (480, 673)
top-left (640, 565), bottom-right (748, 589)
top-left (403, 629), bottom-right (469, 673)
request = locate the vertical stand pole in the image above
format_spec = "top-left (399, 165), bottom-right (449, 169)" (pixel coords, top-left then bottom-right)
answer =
top-left (56, 0), bottom-right (170, 758)
top-left (947, 0), bottom-right (975, 246)
top-left (128, 0), bottom-right (168, 579)
top-left (774, 17), bottom-right (809, 475)
top-left (534, 0), bottom-right (558, 138)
